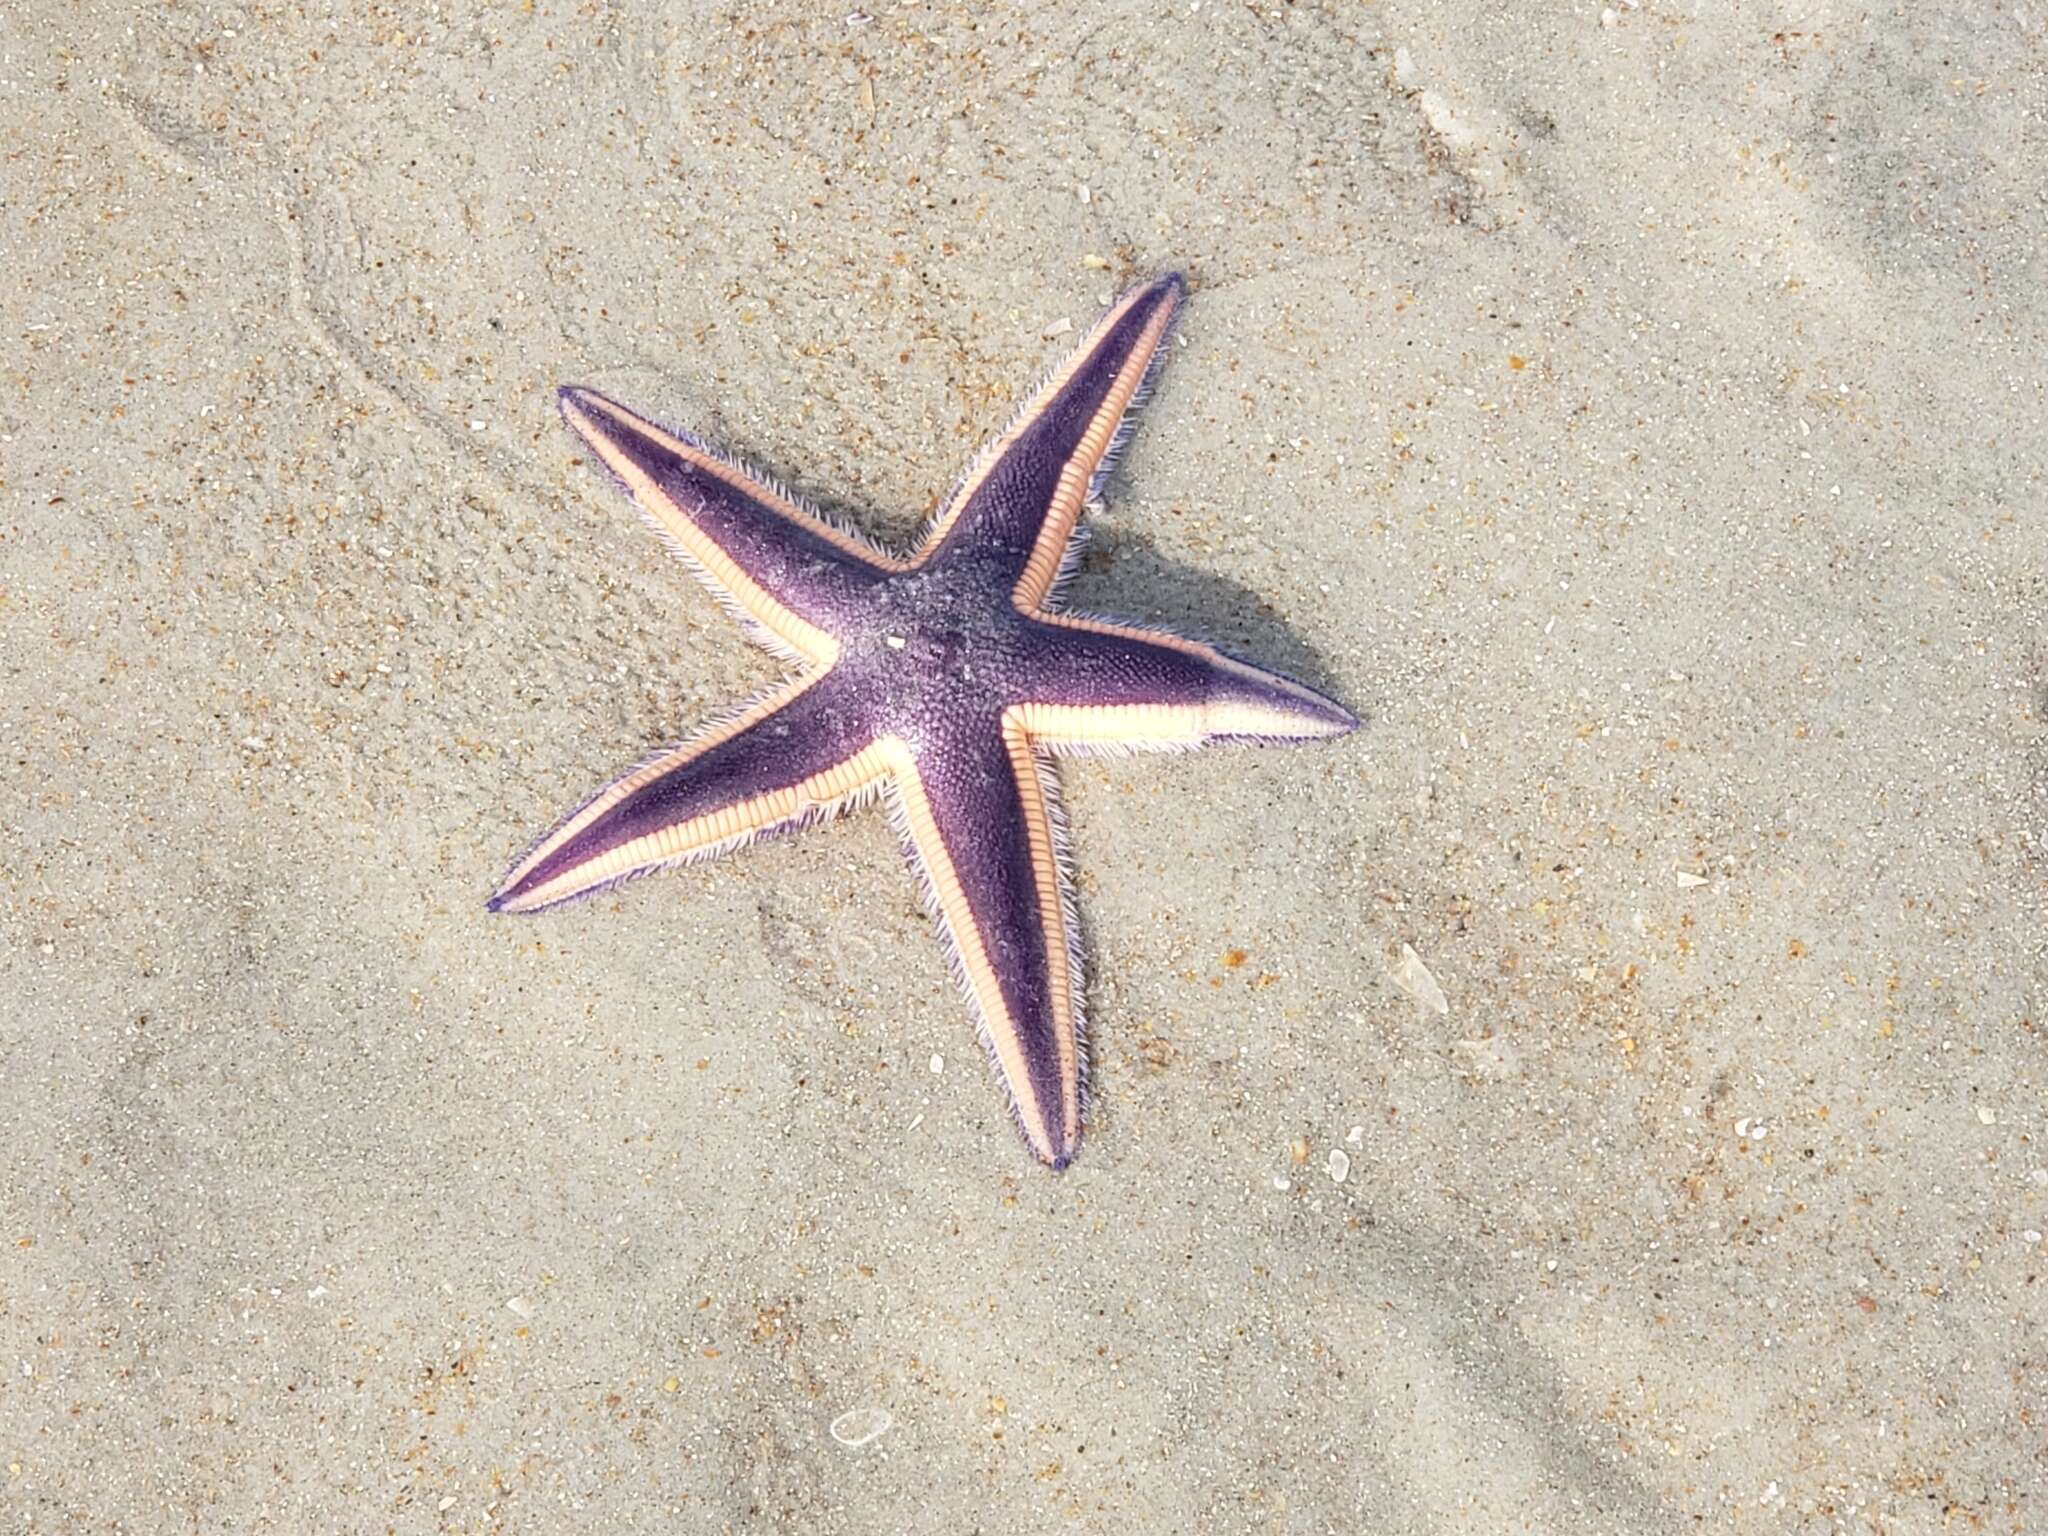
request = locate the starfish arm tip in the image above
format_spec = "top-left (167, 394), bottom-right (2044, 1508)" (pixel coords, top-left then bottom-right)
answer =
top-left (556, 385), bottom-right (606, 437)
top-left (1276, 705), bottom-right (1360, 744)
top-left (1204, 654), bottom-right (1364, 744)
top-left (486, 879), bottom-right (539, 914)
top-left (1321, 701), bottom-right (1365, 736)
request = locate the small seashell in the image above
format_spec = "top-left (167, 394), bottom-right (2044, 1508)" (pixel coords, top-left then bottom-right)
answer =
top-left (830, 1406), bottom-right (893, 1447)
top-left (1387, 943), bottom-right (1449, 1015)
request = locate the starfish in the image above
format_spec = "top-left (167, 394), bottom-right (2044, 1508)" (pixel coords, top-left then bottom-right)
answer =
top-left (490, 273), bottom-right (1358, 1169)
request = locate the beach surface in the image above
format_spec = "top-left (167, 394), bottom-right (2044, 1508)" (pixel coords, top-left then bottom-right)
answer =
top-left (3, 2), bottom-right (2043, 1530)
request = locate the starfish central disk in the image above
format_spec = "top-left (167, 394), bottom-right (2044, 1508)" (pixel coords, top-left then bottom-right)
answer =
top-left (492, 273), bottom-right (1358, 1169)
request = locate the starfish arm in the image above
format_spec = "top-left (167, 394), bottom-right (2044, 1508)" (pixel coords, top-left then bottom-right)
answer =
top-left (915, 274), bottom-right (1185, 609)
top-left (490, 672), bottom-right (889, 914)
top-left (1018, 613), bottom-right (1359, 752)
top-left (882, 721), bottom-right (1085, 1168)
top-left (558, 387), bottom-right (905, 667)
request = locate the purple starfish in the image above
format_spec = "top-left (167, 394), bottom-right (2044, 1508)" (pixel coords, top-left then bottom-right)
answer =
top-left (491, 274), bottom-right (1357, 1169)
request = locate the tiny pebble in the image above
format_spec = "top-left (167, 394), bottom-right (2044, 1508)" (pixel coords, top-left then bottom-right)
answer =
top-left (1271, 1176), bottom-right (1291, 1192)
top-left (1346, 1125), bottom-right (1364, 1146)
top-left (929, 1054), bottom-right (944, 1075)
top-left (830, 1406), bottom-right (893, 1447)
top-left (1674, 870), bottom-right (1709, 888)
top-left (1327, 1149), bottom-right (1351, 1183)
top-left (1288, 1136), bottom-right (1311, 1164)
top-left (505, 1295), bottom-right (533, 1318)
top-left (438, 1496), bottom-right (456, 1512)
top-left (2022, 1230), bottom-right (2043, 1244)
top-left (1976, 1107), bottom-right (1996, 1125)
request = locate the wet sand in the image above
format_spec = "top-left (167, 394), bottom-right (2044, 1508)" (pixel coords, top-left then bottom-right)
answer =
top-left (4, 3), bottom-right (2043, 1531)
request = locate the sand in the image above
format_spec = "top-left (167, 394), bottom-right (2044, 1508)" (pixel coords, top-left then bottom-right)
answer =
top-left (3, 2), bottom-right (2043, 1531)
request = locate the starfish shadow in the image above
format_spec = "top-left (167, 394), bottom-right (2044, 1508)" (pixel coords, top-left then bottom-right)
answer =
top-left (1061, 526), bottom-right (1359, 714)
